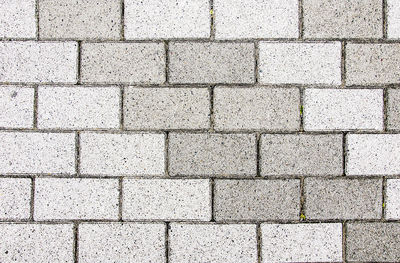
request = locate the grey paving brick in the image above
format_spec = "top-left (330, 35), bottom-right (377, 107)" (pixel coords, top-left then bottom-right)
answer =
top-left (386, 179), bottom-right (400, 219)
top-left (346, 222), bottom-right (400, 262)
top-left (39, 0), bottom-right (121, 40)
top-left (34, 178), bottom-right (119, 220)
top-left (387, 88), bottom-right (400, 130)
top-left (0, 223), bottom-right (74, 263)
top-left (346, 44), bottom-right (400, 85)
top-left (0, 86), bottom-right (34, 128)
top-left (0, 0), bottom-right (36, 38)
top-left (169, 42), bottom-right (255, 84)
top-left (304, 178), bottom-right (382, 220)
top-left (0, 178), bottom-right (31, 220)
top-left (0, 41), bottom-right (77, 83)
top-left (214, 87), bottom-right (300, 131)
top-left (81, 43), bottom-right (165, 84)
top-left (303, 0), bottom-right (382, 39)
top-left (169, 133), bottom-right (256, 176)
top-left (214, 179), bottom-right (300, 221)
top-left (79, 223), bottom-right (166, 263)
top-left (124, 87), bottom-right (210, 130)
top-left (169, 223), bottom-right (257, 263)
top-left (260, 134), bottom-right (343, 176)
top-left (388, 0), bottom-right (400, 39)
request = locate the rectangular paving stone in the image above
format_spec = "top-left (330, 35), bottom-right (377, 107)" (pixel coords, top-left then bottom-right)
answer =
top-left (303, 0), bottom-right (382, 38)
top-left (39, 0), bottom-right (121, 40)
top-left (261, 223), bottom-right (342, 263)
top-left (123, 179), bottom-right (211, 221)
top-left (386, 179), bottom-right (400, 219)
top-left (346, 44), bottom-right (400, 85)
top-left (346, 134), bottom-right (400, 175)
top-left (214, 179), bottom-right (300, 221)
top-left (34, 178), bottom-right (119, 220)
top-left (387, 88), bottom-right (400, 130)
top-left (0, 132), bottom-right (75, 174)
top-left (304, 88), bottom-right (383, 131)
top-left (80, 132), bottom-right (165, 176)
top-left (0, 178), bottom-right (31, 220)
top-left (0, 223), bottom-right (74, 263)
top-left (0, 86), bottom-right (34, 128)
top-left (259, 42), bottom-right (341, 85)
top-left (346, 223), bottom-right (400, 262)
top-left (38, 86), bottom-right (120, 129)
top-left (169, 133), bottom-right (257, 176)
top-left (260, 134), bottom-right (343, 176)
top-left (304, 178), bottom-right (382, 220)
top-left (0, 41), bottom-right (77, 83)
top-left (169, 223), bottom-right (257, 263)
top-left (214, 0), bottom-right (298, 39)
top-left (388, 0), bottom-right (400, 39)
top-left (169, 42), bottom-right (255, 84)
top-left (124, 87), bottom-right (210, 130)
top-left (214, 87), bottom-right (300, 131)
top-left (79, 223), bottom-right (166, 263)
top-left (81, 43), bottom-right (165, 84)
top-left (0, 0), bottom-right (36, 38)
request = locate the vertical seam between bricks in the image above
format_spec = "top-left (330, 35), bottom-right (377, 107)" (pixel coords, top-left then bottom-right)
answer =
top-left (74, 223), bottom-right (79, 263)
top-left (210, 0), bottom-right (215, 40)
top-left (77, 41), bottom-right (82, 85)
top-left (343, 133), bottom-right (347, 176)
top-left (254, 41), bottom-right (259, 84)
top-left (211, 178), bottom-right (215, 222)
top-left (165, 131), bottom-right (170, 176)
top-left (341, 41), bottom-right (347, 87)
top-left (35, 0), bottom-right (39, 40)
top-left (120, 86), bottom-right (124, 130)
top-left (383, 87), bottom-right (388, 131)
top-left (342, 222), bottom-right (347, 262)
top-left (75, 132), bottom-right (80, 176)
top-left (121, 0), bottom-right (125, 40)
top-left (118, 177), bottom-right (123, 221)
top-left (33, 85), bottom-right (38, 129)
top-left (300, 176), bottom-right (305, 220)
top-left (299, 87), bottom-right (304, 132)
top-left (257, 223), bottom-right (262, 263)
top-left (382, 176), bottom-right (387, 220)
top-left (256, 133), bottom-right (261, 178)
top-left (383, 0), bottom-right (388, 39)
top-left (29, 176), bottom-right (35, 221)
top-left (165, 222), bottom-right (170, 263)
top-left (298, 0), bottom-right (304, 40)
top-left (165, 41), bottom-right (169, 84)
top-left (209, 86), bottom-right (215, 132)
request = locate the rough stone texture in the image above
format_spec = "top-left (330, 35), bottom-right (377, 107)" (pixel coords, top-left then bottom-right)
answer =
top-left (169, 42), bottom-right (255, 84)
top-left (388, 0), bottom-right (400, 39)
top-left (304, 88), bottom-right (384, 131)
top-left (214, 87), bottom-right (300, 131)
top-left (124, 87), bottom-right (210, 130)
top-left (0, 178), bottom-right (31, 220)
top-left (261, 223), bottom-right (342, 263)
top-left (387, 88), bottom-right (400, 130)
top-left (0, 0), bottom-right (36, 38)
top-left (214, 179), bottom-right (300, 221)
top-left (0, 86), bottom-right (34, 128)
top-left (386, 179), bottom-right (400, 219)
top-left (169, 223), bottom-right (257, 263)
top-left (169, 133), bottom-right (257, 176)
top-left (260, 134), bottom-right (343, 176)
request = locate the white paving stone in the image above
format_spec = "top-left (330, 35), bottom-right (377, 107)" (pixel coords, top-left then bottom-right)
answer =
top-left (388, 0), bottom-right (400, 39)
top-left (0, 178), bottom-right (31, 220)
top-left (0, 0), bottom-right (36, 38)
top-left (386, 179), bottom-right (400, 219)
top-left (0, 86), bottom-right (34, 128)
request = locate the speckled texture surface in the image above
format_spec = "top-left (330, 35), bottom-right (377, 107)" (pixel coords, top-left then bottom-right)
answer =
top-left (0, 0), bottom-right (36, 38)
top-left (388, 0), bottom-right (400, 39)
top-left (0, 178), bottom-right (31, 220)
top-left (386, 179), bottom-right (400, 219)
top-left (387, 88), bottom-right (400, 130)
top-left (0, 86), bottom-right (34, 128)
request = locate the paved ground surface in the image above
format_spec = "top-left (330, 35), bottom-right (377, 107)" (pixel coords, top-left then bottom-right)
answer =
top-left (0, 0), bottom-right (400, 262)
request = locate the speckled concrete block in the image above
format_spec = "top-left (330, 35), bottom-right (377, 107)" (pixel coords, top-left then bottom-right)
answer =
top-left (214, 87), bottom-right (300, 131)
top-left (346, 134), bottom-right (400, 175)
top-left (260, 134), bottom-right (343, 176)
top-left (0, 0), bottom-right (36, 38)
top-left (388, 0), bottom-right (400, 39)
top-left (81, 43), bottom-right (165, 84)
top-left (387, 88), bottom-right (400, 130)
top-left (304, 178), bottom-right (382, 220)
top-left (304, 89), bottom-right (383, 131)
top-left (169, 223), bottom-right (257, 263)
top-left (0, 178), bottom-right (31, 220)
top-left (261, 223), bottom-right (342, 263)
top-left (0, 86), bottom-right (34, 128)
top-left (169, 133), bottom-right (256, 176)
top-left (0, 132), bottom-right (75, 174)
top-left (38, 86), bottom-right (120, 129)
top-left (34, 178), bottom-right (119, 220)
top-left (0, 223), bottom-right (74, 263)
top-left (259, 42), bottom-right (341, 85)
top-left (80, 132), bottom-right (165, 176)
top-left (214, 0), bottom-right (298, 39)
top-left (124, 87), bottom-right (210, 130)
top-left (0, 41), bottom-right (77, 83)
top-left (386, 179), bottom-right (400, 219)
top-left (39, 0), bottom-right (121, 40)
top-left (79, 223), bottom-right (166, 263)
top-left (169, 42), bottom-right (255, 84)
top-left (214, 179), bottom-right (300, 221)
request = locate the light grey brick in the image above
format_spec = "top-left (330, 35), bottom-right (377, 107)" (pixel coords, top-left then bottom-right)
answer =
top-left (214, 179), bottom-right (300, 221)
top-left (0, 0), bottom-right (36, 38)
top-left (388, 0), bottom-right (400, 39)
top-left (303, 0), bottom-right (382, 38)
top-left (123, 179), bottom-right (211, 220)
top-left (0, 223), bottom-right (74, 263)
top-left (261, 223), bottom-right (342, 263)
top-left (0, 178), bottom-right (31, 220)
top-left (214, 0), bottom-right (298, 39)
top-left (386, 179), bottom-right (400, 219)
top-left (81, 43), bottom-right (165, 84)
top-left (304, 178), bottom-right (382, 220)
top-left (0, 86), bottom-right (34, 128)
top-left (304, 89), bottom-right (384, 131)
top-left (169, 133), bottom-right (256, 176)
top-left (38, 86), bottom-right (120, 129)
top-left (346, 44), bottom-right (400, 85)
top-left (261, 134), bottom-right (343, 176)
top-left (79, 223), bottom-right (166, 263)
top-left (0, 41), bottom-right (77, 83)
top-left (124, 87), bottom-right (210, 130)
top-left (214, 87), bottom-right (300, 131)
top-left (169, 42), bottom-right (255, 84)
top-left (387, 88), bottom-right (400, 130)
top-left (34, 178), bottom-right (119, 220)
top-left (80, 133), bottom-right (165, 176)
top-left (0, 132), bottom-right (75, 174)
top-left (169, 223), bottom-right (257, 263)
